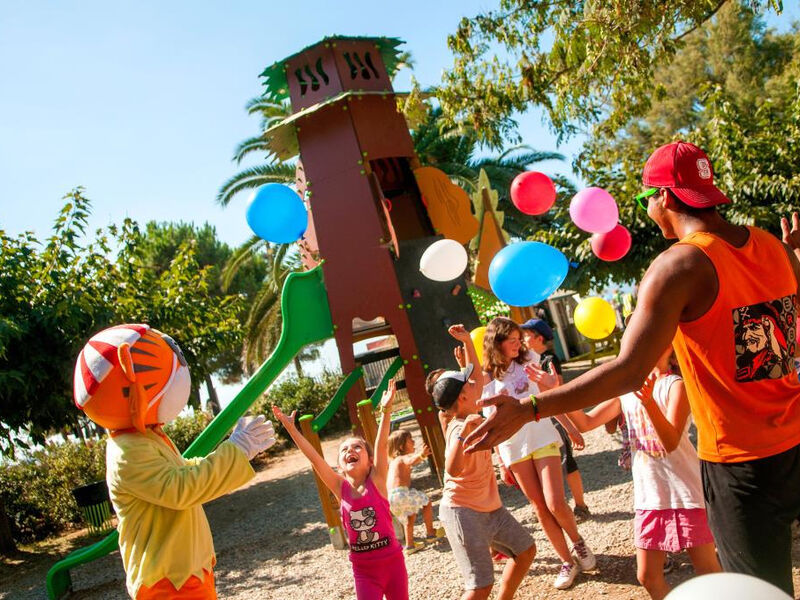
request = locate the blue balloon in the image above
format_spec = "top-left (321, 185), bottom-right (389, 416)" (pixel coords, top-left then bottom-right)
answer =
top-left (245, 183), bottom-right (308, 243)
top-left (488, 242), bottom-right (568, 306)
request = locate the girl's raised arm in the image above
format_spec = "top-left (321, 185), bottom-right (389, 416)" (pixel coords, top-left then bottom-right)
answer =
top-left (636, 374), bottom-right (691, 452)
top-left (272, 405), bottom-right (345, 500)
top-left (372, 379), bottom-right (396, 494)
top-left (567, 399), bottom-right (621, 433)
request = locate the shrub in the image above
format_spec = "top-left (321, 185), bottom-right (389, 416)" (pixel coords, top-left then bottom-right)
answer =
top-left (0, 438), bottom-right (106, 542)
top-left (163, 410), bottom-right (213, 454)
top-left (251, 370), bottom-right (348, 443)
top-left (467, 285), bottom-right (510, 324)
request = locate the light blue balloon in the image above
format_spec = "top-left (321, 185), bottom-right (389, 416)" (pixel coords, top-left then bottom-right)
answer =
top-left (488, 242), bottom-right (568, 306)
top-left (245, 183), bottom-right (308, 243)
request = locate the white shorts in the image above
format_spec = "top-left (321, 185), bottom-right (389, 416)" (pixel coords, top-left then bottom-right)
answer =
top-left (389, 487), bottom-right (429, 518)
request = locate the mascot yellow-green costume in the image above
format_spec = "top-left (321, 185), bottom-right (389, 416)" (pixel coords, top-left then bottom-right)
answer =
top-left (74, 324), bottom-right (274, 599)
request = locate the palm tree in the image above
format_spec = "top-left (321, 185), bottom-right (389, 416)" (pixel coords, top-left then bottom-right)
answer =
top-left (216, 98), bottom-right (296, 207)
top-left (413, 107), bottom-right (565, 238)
top-left (221, 236), bottom-right (324, 377)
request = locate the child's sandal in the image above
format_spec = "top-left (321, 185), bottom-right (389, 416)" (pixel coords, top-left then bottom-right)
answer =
top-left (404, 541), bottom-right (425, 555)
top-left (425, 526), bottom-right (446, 542)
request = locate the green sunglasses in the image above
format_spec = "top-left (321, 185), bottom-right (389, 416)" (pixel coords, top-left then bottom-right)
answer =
top-left (635, 187), bottom-right (659, 210)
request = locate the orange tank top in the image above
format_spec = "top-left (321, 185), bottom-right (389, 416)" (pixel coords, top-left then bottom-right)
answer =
top-left (673, 227), bottom-right (800, 463)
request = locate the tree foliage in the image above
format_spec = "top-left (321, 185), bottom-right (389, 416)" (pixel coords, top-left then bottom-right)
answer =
top-left (439, 0), bottom-right (783, 146)
top-left (0, 190), bottom-right (244, 455)
top-left (413, 107), bottom-right (566, 239)
top-left (565, 6), bottom-right (800, 290)
top-left (216, 99), bottom-right (296, 207)
top-left (440, 3), bottom-right (798, 291)
top-left (136, 221), bottom-right (266, 388)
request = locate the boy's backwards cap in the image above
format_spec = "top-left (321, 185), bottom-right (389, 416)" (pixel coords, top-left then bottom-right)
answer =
top-left (432, 364), bottom-right (474, 411)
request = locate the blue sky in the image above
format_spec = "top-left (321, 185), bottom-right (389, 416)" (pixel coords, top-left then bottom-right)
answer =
top-left (2, 2), bottom-right (795, 244)
top-left (0, 0), bottom-right (581, 247)
top-left (2, 2), bottom-right (796, 404)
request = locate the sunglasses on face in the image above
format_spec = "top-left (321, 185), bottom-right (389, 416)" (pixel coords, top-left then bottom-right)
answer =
top-left (350, 516), bottom-right (375, 528)
top-left (635, 187), bottom-right (659, 210)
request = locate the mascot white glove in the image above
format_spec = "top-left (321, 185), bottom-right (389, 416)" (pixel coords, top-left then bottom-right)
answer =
top-left (229, 415), bottom-right (276, 460)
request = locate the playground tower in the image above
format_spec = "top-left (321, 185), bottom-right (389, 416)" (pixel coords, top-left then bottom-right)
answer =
top-left (259, 36), bottom-right (480, 474)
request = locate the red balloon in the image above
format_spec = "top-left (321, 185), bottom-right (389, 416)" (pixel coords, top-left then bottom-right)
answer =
top-left (510, 171), bottom-right (556, 215)
top-left (591, 224), bottom-right (632, 261)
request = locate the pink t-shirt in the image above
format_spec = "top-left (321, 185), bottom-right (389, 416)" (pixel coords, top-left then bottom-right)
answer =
top-left (340, 476), bottom-right (402, 562)
top-left (441, 418), bottom-right (502, 512)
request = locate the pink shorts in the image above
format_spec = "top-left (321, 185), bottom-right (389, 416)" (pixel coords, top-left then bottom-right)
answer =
top-left (634, 508), bottom-right (714, 552)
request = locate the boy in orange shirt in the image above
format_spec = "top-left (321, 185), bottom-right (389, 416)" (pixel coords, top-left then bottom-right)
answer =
top-left (430, 363), bottom-right (535, 600)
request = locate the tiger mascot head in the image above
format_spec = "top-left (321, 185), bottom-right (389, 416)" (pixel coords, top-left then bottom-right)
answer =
top-left (73, 324), bottom-right (191, 432)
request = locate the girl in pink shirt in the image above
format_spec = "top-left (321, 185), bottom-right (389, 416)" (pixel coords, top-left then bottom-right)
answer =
top-left (273, 380), bottom-right (407, 600)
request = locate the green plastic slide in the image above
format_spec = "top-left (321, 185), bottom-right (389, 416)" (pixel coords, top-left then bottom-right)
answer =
top-left (368, 356), bottom-right (404, 408)
top-left (46, 265), bottom-right (334, 599)
top-left (311, 366), bottom-right (363, 432)
top-left (310, 350), bottom-right (404, 430)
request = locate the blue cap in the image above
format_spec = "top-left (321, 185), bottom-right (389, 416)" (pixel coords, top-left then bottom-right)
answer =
top-left (520, 318), bottom-right (554, 341)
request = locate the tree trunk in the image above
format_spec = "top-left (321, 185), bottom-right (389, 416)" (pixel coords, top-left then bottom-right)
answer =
top-left (75, 415), bottom-right (86, 444)
top-left (188, 383), bottom-right (201, 410)
top-left (205, 375), bottom-right (221, 416)
top-left (0, 495), bottom-right (17, 556)
top-left (293, 356), bottom-right (305, 379)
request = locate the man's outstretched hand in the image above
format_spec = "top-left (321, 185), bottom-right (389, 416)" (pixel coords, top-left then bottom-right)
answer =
top-left (462, 393), bottom-right (531, 453)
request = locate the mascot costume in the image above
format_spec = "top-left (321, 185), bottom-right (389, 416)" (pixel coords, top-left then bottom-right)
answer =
top-left (73, 324), bottom-right (275, 599)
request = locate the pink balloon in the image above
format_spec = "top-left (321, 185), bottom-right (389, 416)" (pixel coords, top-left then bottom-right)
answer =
top-left (510, 171), bottom-right (556, 215)
top-left (569, 187), bottom-right (619, 233)
top-left (591, 224), bottom-right (632, 261)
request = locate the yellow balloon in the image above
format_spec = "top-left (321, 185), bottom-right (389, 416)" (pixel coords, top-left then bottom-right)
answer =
top-left (470, 326), bottom-right (487, 366)
top-left (574, 297), bottom-right (616, 340)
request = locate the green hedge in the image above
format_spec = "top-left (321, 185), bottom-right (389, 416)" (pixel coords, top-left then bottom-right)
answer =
top-left (251, 370), bottom-right (349, 442)
top-left (0, 411), bottom-right (212, 544)
top-left (163, 410), bottom-right (212, 454)
top-left (0, 439), bottom-right (106, 542)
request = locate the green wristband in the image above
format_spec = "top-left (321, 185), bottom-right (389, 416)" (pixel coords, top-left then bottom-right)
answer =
top-left (529, 394), bottom-right (541, 422)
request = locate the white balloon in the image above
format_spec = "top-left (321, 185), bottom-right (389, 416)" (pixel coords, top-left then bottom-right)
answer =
top-left (419, 239), bottom-right (468, 282)
top-left (665, 573), bottom-right (791, 600)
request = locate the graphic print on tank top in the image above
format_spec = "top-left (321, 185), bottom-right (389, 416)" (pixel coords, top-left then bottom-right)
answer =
top-left (347, 505), bottom-right (390, 552)
top-left (733, 294), bottom-right (797, 382)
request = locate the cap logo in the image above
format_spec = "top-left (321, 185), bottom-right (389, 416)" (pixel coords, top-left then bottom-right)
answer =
top-left (696, 158), bottom-right (712, 180)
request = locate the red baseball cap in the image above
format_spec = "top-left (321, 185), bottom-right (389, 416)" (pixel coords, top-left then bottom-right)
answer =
top-left (641, 141), bottom-right (731, 208)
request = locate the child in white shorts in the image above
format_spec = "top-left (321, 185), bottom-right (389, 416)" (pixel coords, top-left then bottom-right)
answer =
top-left (387, 429), bottom-right (444, 553)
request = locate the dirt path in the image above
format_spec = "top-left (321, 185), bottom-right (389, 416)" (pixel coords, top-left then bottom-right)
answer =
top-left (4, 364), bottom-right (800, 599)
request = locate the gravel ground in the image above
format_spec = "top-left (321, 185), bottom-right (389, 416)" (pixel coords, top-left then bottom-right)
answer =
top-left (5, 365), bottom-right (800, 599)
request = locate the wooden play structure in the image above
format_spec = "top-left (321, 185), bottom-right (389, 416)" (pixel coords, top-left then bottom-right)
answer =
top-left (259, 35), bottom-right (482, 480)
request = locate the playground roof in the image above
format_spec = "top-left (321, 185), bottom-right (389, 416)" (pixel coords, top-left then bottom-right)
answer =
top-left (259, 36), bottom-right (406, 104)
top-left (260, 89), bottom-right (415, 161)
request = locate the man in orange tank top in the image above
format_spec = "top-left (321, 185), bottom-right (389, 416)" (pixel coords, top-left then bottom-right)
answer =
top-left (464, 141), bottom-right (800, 595)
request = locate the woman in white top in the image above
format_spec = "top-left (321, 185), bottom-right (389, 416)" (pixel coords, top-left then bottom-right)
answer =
top-left (569, 343), bottom-right (721, 600)
top-left (480, 317), bottom-right (595, 590)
